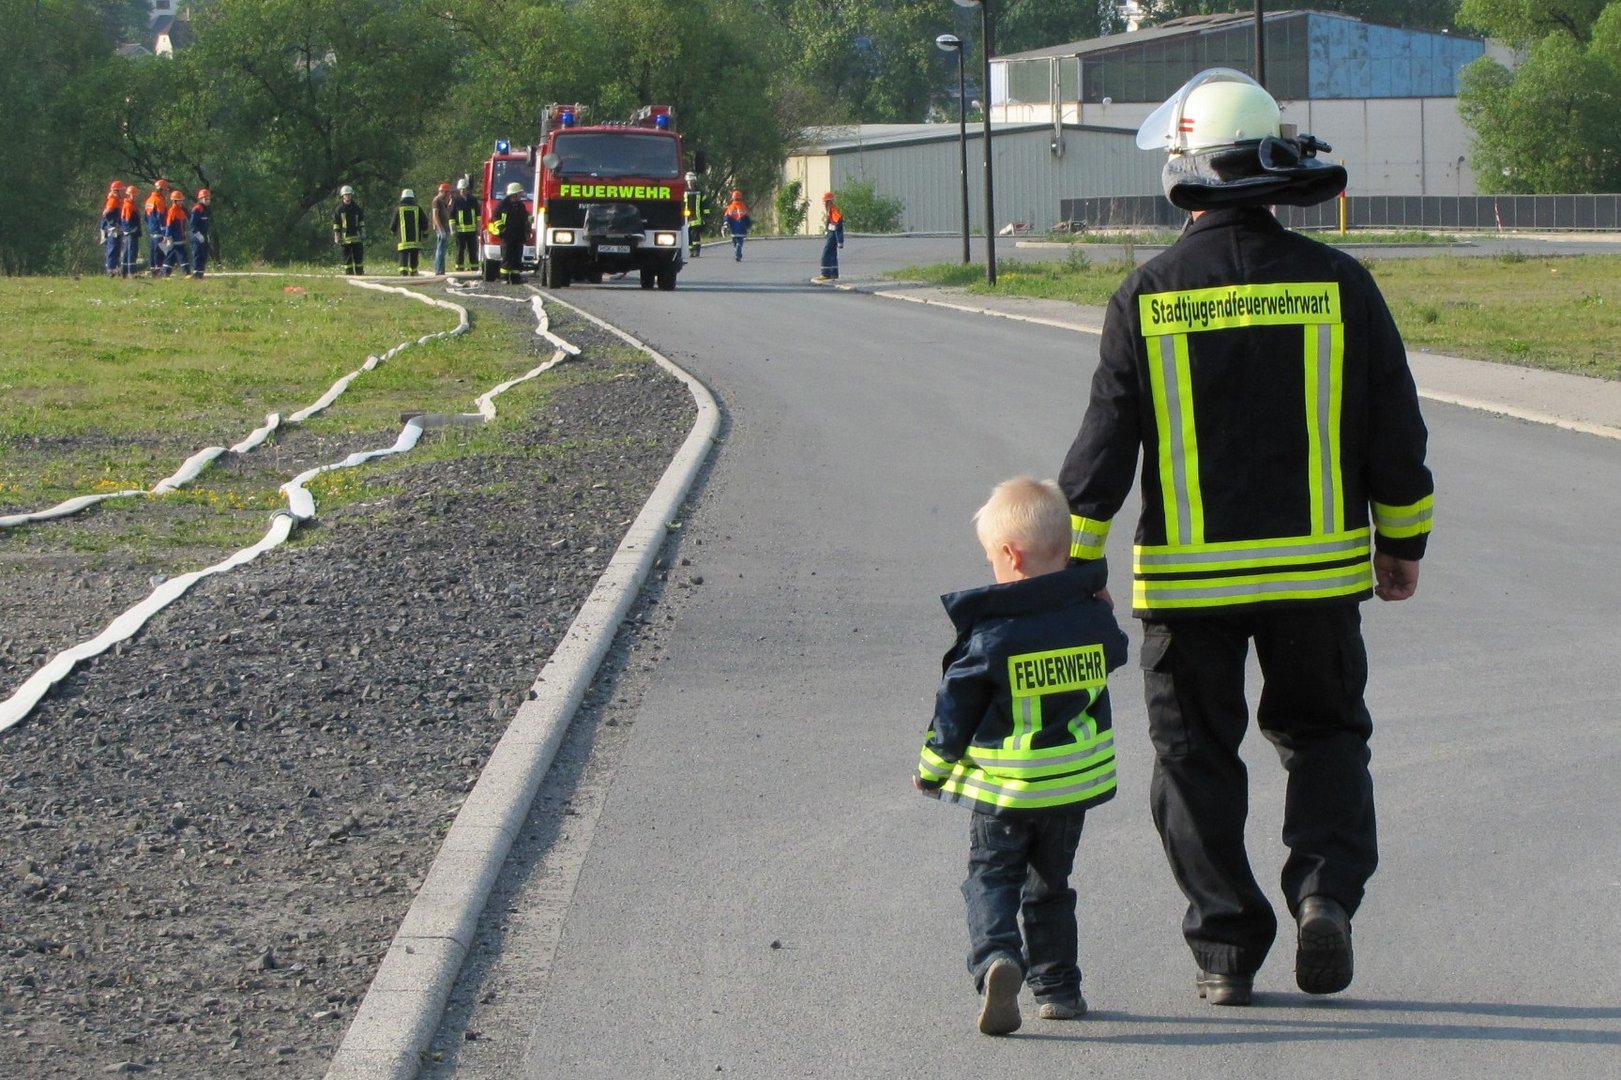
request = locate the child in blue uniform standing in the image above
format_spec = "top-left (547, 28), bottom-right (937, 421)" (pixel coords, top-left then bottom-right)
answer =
top-left (915, 476), bottom-right (1127, 1036)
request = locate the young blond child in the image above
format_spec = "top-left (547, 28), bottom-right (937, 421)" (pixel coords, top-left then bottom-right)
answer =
top-left (915, 476), bottom-right (1127, 1035)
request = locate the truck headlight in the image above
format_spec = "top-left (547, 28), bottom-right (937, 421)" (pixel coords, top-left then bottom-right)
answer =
top-left (652, 232), bottom-right (677, 247)
top-left (550, 229), bottom-right (576, 245)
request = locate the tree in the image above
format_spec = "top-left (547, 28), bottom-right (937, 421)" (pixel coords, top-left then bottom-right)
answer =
top-left (188, 0), bottom-right (463, 260)
top-left (759, 0), bottom-right (943, 123)
top-left (995, 0), bottom-right (1120, 55)
top-left (1, 0), bottom-right (147, 273)
top-left (1139, 1), bottom-right (1461, 32)
top-left (1455, 0), bottom-right (1609, 46)
top-left (1457, 1), bottom-right (1621, 192)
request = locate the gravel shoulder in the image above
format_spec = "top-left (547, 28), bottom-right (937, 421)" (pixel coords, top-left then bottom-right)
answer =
top-left (0, 289), bottom-right (696, 1078)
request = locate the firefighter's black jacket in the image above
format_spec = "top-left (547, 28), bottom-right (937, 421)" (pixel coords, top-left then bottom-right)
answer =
top-left (1059, 208), bottom-right (1433, 619)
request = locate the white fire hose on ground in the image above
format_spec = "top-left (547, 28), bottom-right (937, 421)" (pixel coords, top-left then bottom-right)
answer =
top-left (0, 282), bottom-right (573, 734)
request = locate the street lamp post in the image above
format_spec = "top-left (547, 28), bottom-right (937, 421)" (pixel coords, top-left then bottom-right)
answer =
top-left (953, 0), bottom-right (996, 284)
top-left (936, 33), bottom-right (971, 264)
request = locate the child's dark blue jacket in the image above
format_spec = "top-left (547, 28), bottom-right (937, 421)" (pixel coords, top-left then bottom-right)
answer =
top-left (917, 560), bottom-right (1127, 816)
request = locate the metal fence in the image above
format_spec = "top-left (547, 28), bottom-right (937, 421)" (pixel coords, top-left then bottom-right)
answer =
top-left (1057, 194), bottom-right (1621, 232)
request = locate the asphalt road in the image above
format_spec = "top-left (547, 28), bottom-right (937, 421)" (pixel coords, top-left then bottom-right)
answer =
top-left (430, 235), bottom-right (1621, 1078)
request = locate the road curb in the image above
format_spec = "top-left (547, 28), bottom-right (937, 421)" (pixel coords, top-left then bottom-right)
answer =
top-left (324, 290), bottom-right (721, 1080)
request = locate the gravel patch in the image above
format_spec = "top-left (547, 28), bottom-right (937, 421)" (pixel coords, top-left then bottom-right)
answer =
top-left (0, 291), bottom-right (696, 1078)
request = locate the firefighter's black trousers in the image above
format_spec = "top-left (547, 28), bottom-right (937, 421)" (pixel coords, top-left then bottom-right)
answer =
top-left (1140, 603), bottom-right (1376, 977)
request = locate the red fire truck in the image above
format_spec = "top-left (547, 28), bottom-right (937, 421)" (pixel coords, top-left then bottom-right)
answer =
top-left (479, 104), bottom-right (694, 290)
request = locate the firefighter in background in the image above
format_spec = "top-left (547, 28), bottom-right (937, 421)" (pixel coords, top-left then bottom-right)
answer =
top-left (188, 189), bottom-right (212, 279)
top-left (144, 179), bottom-right (170, 276)
top-left (1058, 70), bottom-right (1432, 1007)
top-left (488, 181), bottom-right (530, 285)
top-left (100, 182), bottom-right (123, 277)
top-left (333, 185), bottom-right (365, 275)
top-left (392, 188), bottom-right (428, 276)
top-left (721, 189), bottom-right (750, 262)
top-left (119, 183), bottom-right (142, 278)
top-left (683, 172), bottom-right (704, 258)
top-left (430, 182), bottom-right (453, 275)
top-left (161, 188), bottom-right (189, 277)
top-left (814, 191), bottom-right (844, 281)
top-left (450, 178), bottom-right (479, 272)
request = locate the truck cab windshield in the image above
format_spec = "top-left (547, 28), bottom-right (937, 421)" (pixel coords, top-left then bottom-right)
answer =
top-left (550, 133), bottom-right (681, 179)
top-left (490, 159), bottom-right (532, 200)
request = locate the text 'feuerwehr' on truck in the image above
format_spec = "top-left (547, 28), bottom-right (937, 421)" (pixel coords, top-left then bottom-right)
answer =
top-left (479, 104), bottom-right (698, 290)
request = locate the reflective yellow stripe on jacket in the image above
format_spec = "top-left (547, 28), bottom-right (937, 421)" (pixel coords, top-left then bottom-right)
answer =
top-left (918, 642), bottom-right (1116, 812)
top-left (1134, 281), bottom-right (1368, 611)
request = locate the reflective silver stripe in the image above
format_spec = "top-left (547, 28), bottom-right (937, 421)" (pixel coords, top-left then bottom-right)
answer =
top-left (1153, 334), bottom-right (1195, 546)
top-left (1071, 523), bottom-right (1106, 551)
top-left (967, 733), bottom-right (1115, 774)
top-left (1375, 505), bottom-right (1433, 529)
top-left (1136, 533), bottom-right (1368, 569)
top-left (1014, 694), bottom-right (1035, 749)
top-left (949, 766), bottom-right (1117, 803)
top-left (1312, 322), bottom-right (1340, 534)
top-left (1140, 567), bottom-right (1370, 603)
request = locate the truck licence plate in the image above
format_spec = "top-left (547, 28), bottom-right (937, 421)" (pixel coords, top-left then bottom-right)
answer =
top-left (597, 244), bottom-right (631, 254)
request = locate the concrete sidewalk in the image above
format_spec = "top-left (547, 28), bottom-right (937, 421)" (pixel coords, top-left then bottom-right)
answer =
top-left (850, 278), bottom-right (1621, 442)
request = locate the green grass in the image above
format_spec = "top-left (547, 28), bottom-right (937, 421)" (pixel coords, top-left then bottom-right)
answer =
top-left (894, 250), bottom-right (1621, 380)
top-left (0, 271), bottom-right (621, 570)
top-left (0, 275), bottom-right (449, 439)
top-left (1035, 228), bottom-right (1459, 247)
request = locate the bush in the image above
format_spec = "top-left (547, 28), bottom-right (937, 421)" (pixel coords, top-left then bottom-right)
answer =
top-left (774, 181), bottom-right (808, 235)
top-left (832, 179), bottom-right (904, 233)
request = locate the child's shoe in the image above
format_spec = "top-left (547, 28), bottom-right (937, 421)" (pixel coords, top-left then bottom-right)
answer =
top-left (1036, 993), bottom-right (1088, 1020)
top-left (976, 955), bottom-right (1023, 1036)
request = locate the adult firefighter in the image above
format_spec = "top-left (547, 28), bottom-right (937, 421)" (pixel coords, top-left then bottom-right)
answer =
top-left (391, 189), bottom-right (428, 276)
top-left (450, 178), bottom-right (479, 272)
top-left (332, 185), bottom-right (365, 275)
top-left (487, 182), bottom-right (530, 285)
top-left (1057, 69), bottom-right (1433, 1008)
top-left (683, 172), bottom-right (704, 258)
top-left (430, 181), bottom-right (453, 275)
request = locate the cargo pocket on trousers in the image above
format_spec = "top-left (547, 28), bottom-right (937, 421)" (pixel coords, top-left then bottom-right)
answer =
top-left (1139, 623), bottom-right (1189, 759)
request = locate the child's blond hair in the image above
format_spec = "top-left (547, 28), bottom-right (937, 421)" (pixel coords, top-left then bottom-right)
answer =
top-left (973, 476), bottom-right (1071, 561)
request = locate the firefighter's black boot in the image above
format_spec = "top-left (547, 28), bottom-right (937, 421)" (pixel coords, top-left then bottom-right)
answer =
top-left (1295, 896), bottom-right (1353, 995)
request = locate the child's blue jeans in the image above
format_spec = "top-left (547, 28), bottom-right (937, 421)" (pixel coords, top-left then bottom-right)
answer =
top-left (963, 809), bottom-right (1086, 1002)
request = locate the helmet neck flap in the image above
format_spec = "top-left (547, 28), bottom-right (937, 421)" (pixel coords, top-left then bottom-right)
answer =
top-left (1163, 133), bottom-right (1346, 211)
top-left (1140, 68), bottom-right (1347, 211)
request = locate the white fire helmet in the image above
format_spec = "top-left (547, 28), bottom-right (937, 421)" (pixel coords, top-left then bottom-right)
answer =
top-left (400, 188), bottom-right (415, 200)
top-left (506, 182), bottom-right (524, 196)
top-left (339, 185), bottom-right (355, 196)
top-left (1139, 67), bottom-right (1345, 211)
top-left (1136, 68), bottom-right (1280, 156)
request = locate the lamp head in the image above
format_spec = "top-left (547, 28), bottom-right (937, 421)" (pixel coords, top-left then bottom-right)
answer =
top-left (952, 0), bottom-right (981, 8)
top-left (935, 33), bottom-right (962, 52)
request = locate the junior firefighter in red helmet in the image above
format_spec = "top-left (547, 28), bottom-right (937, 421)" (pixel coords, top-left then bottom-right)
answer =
top-left (813, 190), bottom-right (843, 282)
